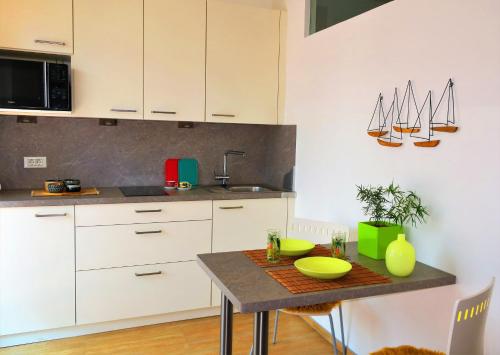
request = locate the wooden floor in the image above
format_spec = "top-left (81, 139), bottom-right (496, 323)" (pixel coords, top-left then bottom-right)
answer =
top-left (0, 312), bottom-right (335, 355)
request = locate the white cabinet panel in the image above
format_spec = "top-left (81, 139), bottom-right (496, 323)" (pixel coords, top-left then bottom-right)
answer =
top-left (144, 0), bottom-right (206, 122)
top-left (72, 0), bottom-right (143, 119)
top-left (76, 262), bottom-right (211, 324)
top-left (0, 206), bottom-right (75, 335)
top-left (212, 198), bottom-right (287, 252)
top-left (0, 0), bottom-right (73, 54)
top-left (206, 0), bottom-right (280, 124)
top-left (75, 201), bottom-right (212, 226)
top-left (76, 220), bottom-right (212, 270)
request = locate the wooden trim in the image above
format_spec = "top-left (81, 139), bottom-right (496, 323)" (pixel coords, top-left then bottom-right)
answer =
top-left (393, 126), bottom-right (421, 134)
top-left (300, 316), bottom-right (355, 355)
top-left (431, 126), bottom-right (458, 133)
top-left (414, 140), bottom-right (440, 147)
top-left (377, 139), bottom-right (402, 147)
top-left (368, 130), bottom-right (388, 137)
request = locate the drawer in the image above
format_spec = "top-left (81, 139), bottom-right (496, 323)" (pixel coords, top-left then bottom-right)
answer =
top-left (75, 201), bottom-right (212, 226)
top-left (76, 220), bottom-right (212, 270)
top-left (76, 261), bottom-right (211, 324)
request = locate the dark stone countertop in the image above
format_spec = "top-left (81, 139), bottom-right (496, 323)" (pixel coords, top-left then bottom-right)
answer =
top-left (0, 186), bottom-right (295, 208)
top-left (197, 242), bottom-right (456, 313)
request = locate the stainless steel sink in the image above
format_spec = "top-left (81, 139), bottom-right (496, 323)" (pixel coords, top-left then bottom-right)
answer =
top-left (226, 186), bottom-right (271, 192)
top-left (208, 185), bottom-right (273, 193)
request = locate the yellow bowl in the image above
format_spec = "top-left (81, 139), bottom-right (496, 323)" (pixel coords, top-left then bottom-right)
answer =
top-left (294, 256), bottom-right (352, 280)
top-left (280, 239), bottom-right (315, 256)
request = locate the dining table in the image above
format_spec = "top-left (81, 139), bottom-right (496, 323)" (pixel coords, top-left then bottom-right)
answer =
top-left (197, 242), bottom-right (456, 355)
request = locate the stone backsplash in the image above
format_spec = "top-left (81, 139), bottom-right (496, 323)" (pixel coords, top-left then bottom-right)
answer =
top-left (0, 116), bottom-right (296, 190)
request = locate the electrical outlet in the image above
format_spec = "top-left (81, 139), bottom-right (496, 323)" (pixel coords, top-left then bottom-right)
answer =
top-left (24, 157), bottom-right (47, 168)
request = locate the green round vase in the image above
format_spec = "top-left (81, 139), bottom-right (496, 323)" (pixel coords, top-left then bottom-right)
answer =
top-left (385, 234), bottom-right (416, 277)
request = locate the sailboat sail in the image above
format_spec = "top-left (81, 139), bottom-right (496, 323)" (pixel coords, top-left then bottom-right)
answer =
top-left (394, 81), bottom-right (422, 134)
top-left (412, 91), bottom-right (441, 147)
top-left (367, 94), bottom-right (389, 137)
top-left (377, 89), bottom-right (403, 147)
top-left (431, 79), bottom-right (459, 133)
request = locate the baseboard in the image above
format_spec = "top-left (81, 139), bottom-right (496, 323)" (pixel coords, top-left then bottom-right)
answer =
top-left (0, 307), bottom-right (220, 348)
top-left (300, 316), bottom-right (355, 355)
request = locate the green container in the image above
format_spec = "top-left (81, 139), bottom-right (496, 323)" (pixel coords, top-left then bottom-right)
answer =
top-left (357, 222), bottom-right (403, 260)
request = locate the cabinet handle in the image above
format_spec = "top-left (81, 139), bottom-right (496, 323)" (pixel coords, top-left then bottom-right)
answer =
top-left (34, 39), bottom-right (66, 46)
top-left (219, 206), bottom-right (244, 210)
top-left (151, 110), bottom-right (177, 115)
top-left (134, 209), bottom-right (163, 213)
top-left (212, 114), bottom-right (236, 118)
top-left (135, 230), bottom-right (163, 235)
top-left (35, 213), bottom-right (67, 218)
top-left (135, 271), bottom-right (163, 277)
top-left (110, 108), bottom-right (138, 113)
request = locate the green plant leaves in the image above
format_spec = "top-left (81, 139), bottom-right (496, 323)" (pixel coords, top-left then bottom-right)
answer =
top-left (356, 183), bottom-right (429, 228)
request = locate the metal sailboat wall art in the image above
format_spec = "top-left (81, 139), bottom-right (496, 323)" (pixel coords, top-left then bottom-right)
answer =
top-left (367, 79), bottom-right (459, 148)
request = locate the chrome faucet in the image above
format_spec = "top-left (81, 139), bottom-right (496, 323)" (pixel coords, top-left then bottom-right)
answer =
top-left (214, 150), bottom-right (247, 186)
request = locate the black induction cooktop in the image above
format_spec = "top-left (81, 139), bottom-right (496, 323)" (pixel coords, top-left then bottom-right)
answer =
top-left (119, 186), bottom-right (169, 197)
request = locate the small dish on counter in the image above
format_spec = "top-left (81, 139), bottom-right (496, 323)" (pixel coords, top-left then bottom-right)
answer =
top-left (294, 256), bottom-right (352, 280)
top-left (280, 239), bottom-right (315, 256)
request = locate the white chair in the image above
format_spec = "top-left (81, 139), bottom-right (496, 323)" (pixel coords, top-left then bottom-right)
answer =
top-left (251, 218), bottom-right (350, 355)
top-left (371, 278), bottom-right (495, 355)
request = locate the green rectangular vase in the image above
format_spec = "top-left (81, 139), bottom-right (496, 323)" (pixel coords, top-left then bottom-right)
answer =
top-left (358, 222), bottom-right (403, 260)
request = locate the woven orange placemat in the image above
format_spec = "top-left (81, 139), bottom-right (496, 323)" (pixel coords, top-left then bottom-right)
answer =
top-left (265, 263), bottom-right (391, 294)
top-left (243, 245), bottom-right (331, 267)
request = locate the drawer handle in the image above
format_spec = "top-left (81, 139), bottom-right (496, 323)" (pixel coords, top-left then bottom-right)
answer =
top-left (35, 213), bottom-right (67, 218)
top-left (110, 108), bottom-right (138, 113)
top-left (34, 39), bottom-right (66, 46)
top-left (212, 114), bottom-right (236, 118)
top-left (219, 206), bottom-right (244, 210)
top-left (151, 110), bottom-right (177, 115)
top-left (135, 271), bottom-right (163, 277)
top-left (134, 209), bottom-right (163, 213)
top-left (135, 230), bottom-right (163, 235)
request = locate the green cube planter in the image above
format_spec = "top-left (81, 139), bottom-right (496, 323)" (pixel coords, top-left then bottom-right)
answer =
top-left (358, 222), bottom-right (403, 260)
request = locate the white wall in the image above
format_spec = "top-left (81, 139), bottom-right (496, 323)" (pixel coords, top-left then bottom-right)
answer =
top-left (284, 0), bottom-right (500, 353)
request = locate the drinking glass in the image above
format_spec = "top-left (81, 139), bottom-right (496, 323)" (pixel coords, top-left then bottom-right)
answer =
top-left (331, 231), bottom-right (347, 259)
top-left (266, 229), bottom-right (281, 263)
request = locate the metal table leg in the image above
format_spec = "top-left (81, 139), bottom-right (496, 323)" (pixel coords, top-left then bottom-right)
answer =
top-left (220, 294), bottom-right (233, 355)
top-left (253, 311), bottom-right (269, 355)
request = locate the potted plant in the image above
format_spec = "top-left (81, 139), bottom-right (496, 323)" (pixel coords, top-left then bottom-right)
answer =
top-left (356, 182), bottom-right (429, 259)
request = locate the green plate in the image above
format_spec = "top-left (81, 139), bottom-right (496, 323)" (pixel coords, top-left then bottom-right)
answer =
top-left (280, 239), bottom-right (315, 256)
top-left (294, 257), bottom-right (352, 280)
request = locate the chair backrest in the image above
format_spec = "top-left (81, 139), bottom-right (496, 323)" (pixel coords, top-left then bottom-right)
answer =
top-left (287, 218), bottom-right (349, 244)
top-left (447, 278), bottom-right (495, 355)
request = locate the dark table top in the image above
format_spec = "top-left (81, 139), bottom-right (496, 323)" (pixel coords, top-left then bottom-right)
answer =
top-left (197, 242), bottom-right (456, 313)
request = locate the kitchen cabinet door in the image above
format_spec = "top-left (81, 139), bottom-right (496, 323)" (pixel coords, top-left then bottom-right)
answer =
top-left (212, 198), bottom-right (287, 252)
top-left (76, 261), bottom-right (211, 324)
top-left (0, 0), bottom-right (73, 54)
top-left (206, 0), bottom-right (281, 125)
top-left (211, 198), bottom-right (287, 306)
top-left (72, 0), bottom-right (143, 119)
top-left (0, 206), bottom-right (75, 335)
top-left (144, 0), bottom-right (206, 122)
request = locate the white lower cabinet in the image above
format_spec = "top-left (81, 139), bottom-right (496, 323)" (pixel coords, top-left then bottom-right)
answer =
top-left (211, 198), bottom-right (288, 306)
top-left (212, 198), bottom-right (288, 252)
top-left (76, 261), bottom-right (211, 324)
top-left (0, 206), bottom-right (75, 336)
top-left (76, 220), bottom-right (212, 270)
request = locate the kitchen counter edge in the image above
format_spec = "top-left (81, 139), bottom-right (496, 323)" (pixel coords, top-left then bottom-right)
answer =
top-left (0, 187), bottom-right (296, 208)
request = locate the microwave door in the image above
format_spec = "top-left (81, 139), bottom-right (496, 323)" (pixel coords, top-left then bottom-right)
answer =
top-left (0, 59), bottom-right (46, 109)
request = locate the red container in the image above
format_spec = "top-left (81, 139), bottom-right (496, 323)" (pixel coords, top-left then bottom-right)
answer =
top-left (164, 159), bottom-right (179, 185)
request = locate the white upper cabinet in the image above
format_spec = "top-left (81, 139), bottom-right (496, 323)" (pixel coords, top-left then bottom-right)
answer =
top-left (72, 0), bottom-right (143, 119)
top-left (206, 0), bottom-right (281, 125)
top-left (0, 0), bottom-right (73, 54)
top-left (0, 206), bottom-right (75, 336)
top-left (144, 0), bottom-right (206, 122)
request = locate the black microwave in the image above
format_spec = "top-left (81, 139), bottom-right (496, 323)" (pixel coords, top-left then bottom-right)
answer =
top-left (0, 57), bottom-right (71, 111)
